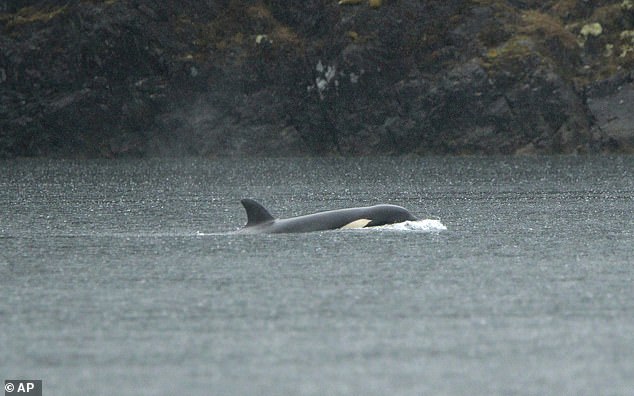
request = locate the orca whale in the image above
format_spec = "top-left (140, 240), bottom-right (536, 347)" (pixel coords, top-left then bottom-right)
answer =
top-left (238, 198), bottom-right (419, 234)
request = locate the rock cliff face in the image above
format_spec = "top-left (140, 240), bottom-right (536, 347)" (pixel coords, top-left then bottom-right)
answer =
top-left (1, 0), bottom-right (633, 157)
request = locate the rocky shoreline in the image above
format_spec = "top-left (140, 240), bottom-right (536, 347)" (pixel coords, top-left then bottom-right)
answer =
top-left (1, 0), bottom-right (633, 158)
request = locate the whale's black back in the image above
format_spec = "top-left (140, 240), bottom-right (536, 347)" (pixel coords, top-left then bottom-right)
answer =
top-left (240, 199), bottom-right (418, 234)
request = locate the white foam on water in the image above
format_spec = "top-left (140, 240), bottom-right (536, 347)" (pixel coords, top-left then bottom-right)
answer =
top-left (348, 219), bottom-right (447, 232)
top-left (369, 219), bottom-right (447, 233)
top-left (196, 231), bottom-right (236, 236)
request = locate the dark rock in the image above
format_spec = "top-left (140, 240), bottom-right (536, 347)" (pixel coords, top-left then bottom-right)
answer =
top-left (0, 0), bottom-right (631, 158)
top-left (586, 73), bottom-right (634, 153)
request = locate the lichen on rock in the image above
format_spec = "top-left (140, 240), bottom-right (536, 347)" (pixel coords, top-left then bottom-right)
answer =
top-left (580, 22), bottom-right (603, 37)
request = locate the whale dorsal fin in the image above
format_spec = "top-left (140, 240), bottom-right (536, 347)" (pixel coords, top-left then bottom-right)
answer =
top-left (241, 199), bottom-right (275, 227)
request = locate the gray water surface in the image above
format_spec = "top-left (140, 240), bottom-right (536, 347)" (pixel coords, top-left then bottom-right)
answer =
top-left (1, 156), bottom-right (633, 395)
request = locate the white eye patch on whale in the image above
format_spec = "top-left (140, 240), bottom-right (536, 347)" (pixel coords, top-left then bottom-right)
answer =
top-left (238, 198), bottom-right (419, 234)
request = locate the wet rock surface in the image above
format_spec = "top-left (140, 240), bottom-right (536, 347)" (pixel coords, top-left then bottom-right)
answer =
top-left (1, 0), bottom-right (633, 157)
top-left (586, 72), bottom-right (634, 152)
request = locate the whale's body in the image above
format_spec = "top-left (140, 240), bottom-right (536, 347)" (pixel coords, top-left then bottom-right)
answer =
top-left (238, 199), bottom-right (418, 234)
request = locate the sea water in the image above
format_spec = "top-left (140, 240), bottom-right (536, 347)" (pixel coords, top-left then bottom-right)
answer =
top-left (0, 156), bottom-right (632, 395)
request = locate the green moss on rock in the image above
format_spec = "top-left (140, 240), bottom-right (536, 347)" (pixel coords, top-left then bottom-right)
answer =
top-left (2, 4), bottom-right (67, 29)
top-left (483, 35), bottom-right (541, 78)
top-left (190, 0), bottom-right (304, 64)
